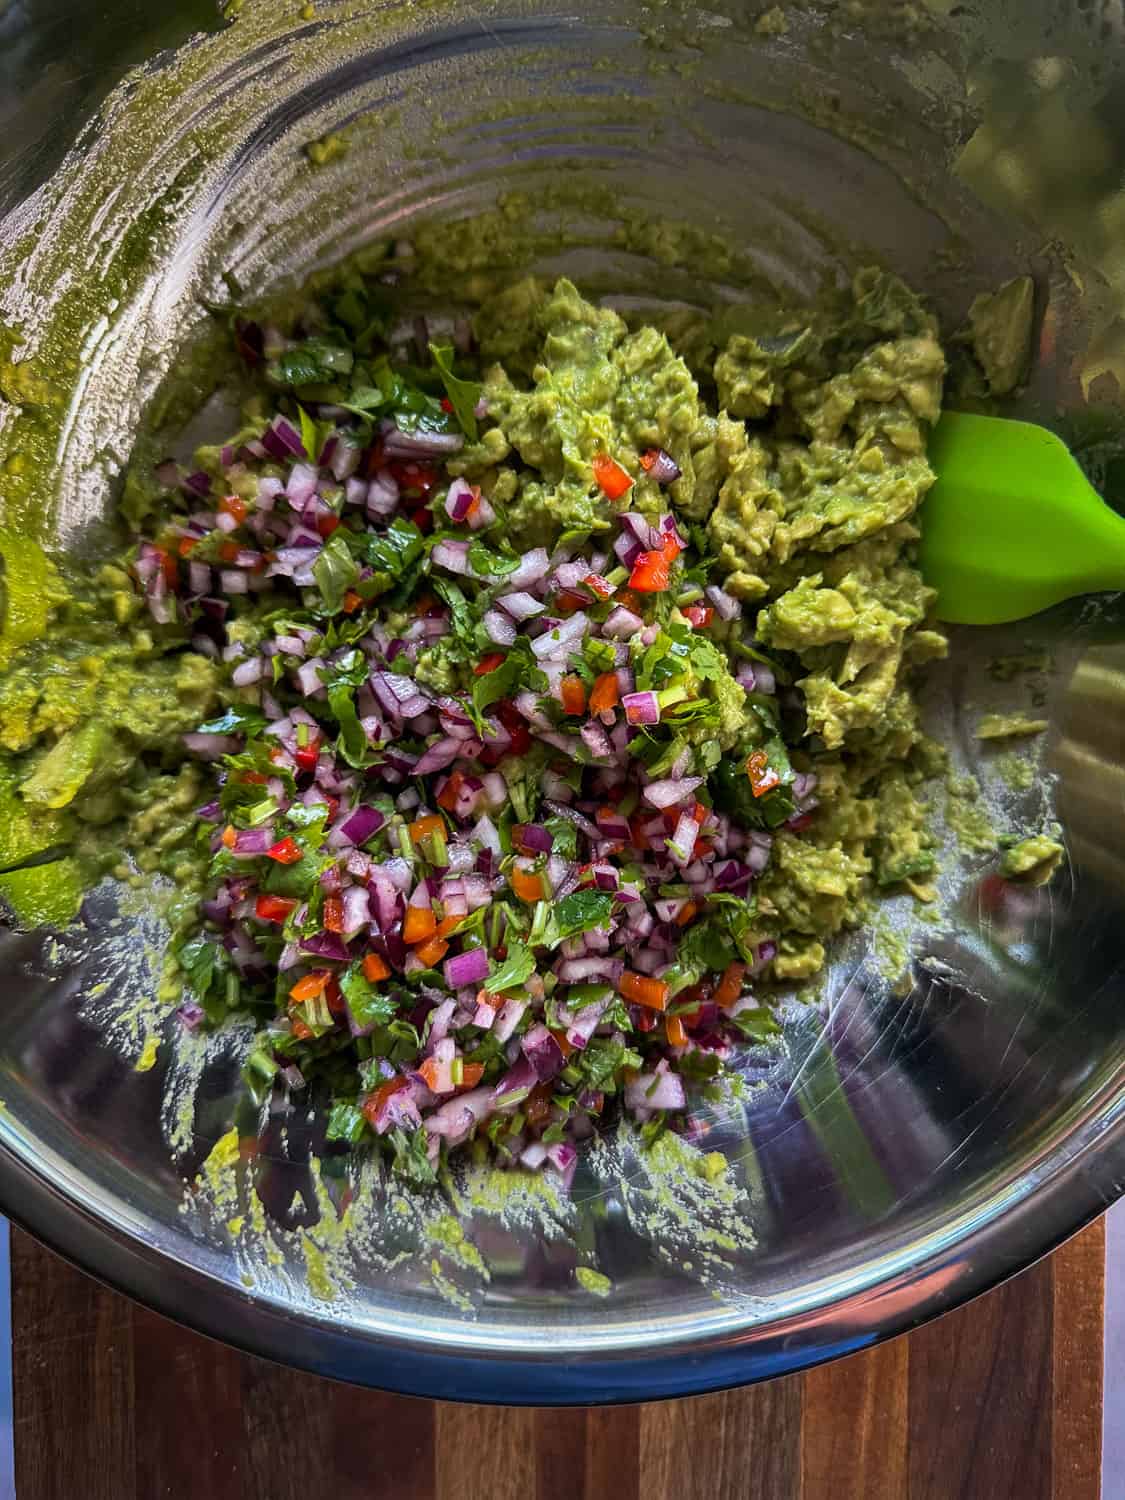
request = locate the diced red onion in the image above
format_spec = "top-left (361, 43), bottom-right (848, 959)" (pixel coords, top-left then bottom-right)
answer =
top-left (645, 449), bottom-right (682, 485)
top-left (521, 1024), bottom-right (565, 1082)
top-left (497, 591), bottom-right (545, 621)
top-left (383, 425), bottom-right (464, 458)
top-left (556, 956), bottom-right (624, 984)
top-left (183, 732), bottom-right (240, 758)
top-left (642, 775), bottom-right (703, 810)
top-left (505, 548), bottom-right (550, 590)
top-left (492, 998), bottom-right (527, 1043)
top-left (443, 948), bottom-right (490, 988)
top-left (531, 611), bottom-right (588, 659)
top-left (444, 477), bottom-right (476, 522)
top-left (705, 584), bottom-right (741, 621)
top-left (623, 691), bottom-right (660, 726)
top-left (483, 609), bottom-right (517, 646)
top-left (432, 539), bottom-right (471, 575)
top-left (625, 1062), bottom-right (685, 1113)
top-left (231, 656), bottom-right (264, 688)
top-left (261, 416), bottom-right (306, 460)
top-left (604, 607), bottom-right (643, 640)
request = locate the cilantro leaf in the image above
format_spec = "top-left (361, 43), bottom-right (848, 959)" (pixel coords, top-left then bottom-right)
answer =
top-left (471, 651), bottom-right (520, 725)
top-left (340, 963), bottom-right (398, 1029)
top-left (429, 341), bottom-right (481, 441)
top-left (313, 531), bottom-right (359, 613)
top-left (728, 1005), bottom-right (781, 1043)
top-left (467, 540), bottom-right (519, 578)
top-left (677, 1050), bottom-right (723, 1083)
top-left (176, 937), bottom-right (218, 1000)
top-left (576, 1039), bottom-right (643, 1093)
top-left (486, 939), bottom-right (536, 994)
top-left (195, 706), bottom-right (266, 737)
top-left (552, 890), bottom-right (614, 942)
top-left (431, 577), bottom-right (477, 648)
top-left (269, 337), bottom-right (354, 388)
top-left (327, 681), bottom-right (370, 768)
top-left (297, 403), bottom-right (318, 464)
top-left (389, 1125), bottom-right (437, 1187)
top-left (364, 516), bottom-right (424, 575)
top-left (326, 1101), bottom-right (367, 1144)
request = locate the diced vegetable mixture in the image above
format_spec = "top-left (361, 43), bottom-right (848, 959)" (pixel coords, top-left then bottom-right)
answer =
top-left (0, 264), bottom-right (954, 1186)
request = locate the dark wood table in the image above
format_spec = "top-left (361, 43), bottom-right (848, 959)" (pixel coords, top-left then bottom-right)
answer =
top-left (10, 1218), bottom-right (1105, 1500)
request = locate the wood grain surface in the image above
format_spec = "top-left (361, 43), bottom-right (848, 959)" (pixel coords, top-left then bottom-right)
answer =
top-left (10, 1218), bottom-right (1105, 1500)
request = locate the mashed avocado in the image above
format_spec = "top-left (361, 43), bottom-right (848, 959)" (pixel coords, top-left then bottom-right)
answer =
top-left (1000, 834), bottom-right (1064, 884)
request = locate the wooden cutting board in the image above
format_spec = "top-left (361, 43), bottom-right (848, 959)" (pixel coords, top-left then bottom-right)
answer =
top-left (10, 1218), bottom-right (1104, 1500)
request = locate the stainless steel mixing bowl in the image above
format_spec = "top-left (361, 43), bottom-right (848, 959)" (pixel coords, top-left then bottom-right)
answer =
top-left (1, 0), bottom-right (1124, 1403)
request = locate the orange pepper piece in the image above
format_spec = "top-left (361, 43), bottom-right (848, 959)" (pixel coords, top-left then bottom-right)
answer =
top-left (619, 971), bottom-right (669, 1011)
top-left (289, 971), bottom-right (328, 1003)
top-left (361, 953), bottom-right (390, 982)
top-left (560, 675), bottom-right (587, 716)
top-left (713, 961), bottom-right (746, 1010)
top-left (219, 494), bottom-right (247, 525)
top-left (414, 936), bottom-right (449, 969)
top-left (403, 905), bottom-right (437, 944)
top-left (665, 1016), bottom-right (688, 1048)
top-left (436, 770), bottom-right (463, 811)
top-left (589, 672), bottom-right (620, 714)
top-left (510, 868), bottom-right (545, 902)
top-left (410, 813), bottom-right (445, 842)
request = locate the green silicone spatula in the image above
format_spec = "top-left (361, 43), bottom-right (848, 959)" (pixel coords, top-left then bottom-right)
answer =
top-left (918, 410), bottom-right (1125, 625)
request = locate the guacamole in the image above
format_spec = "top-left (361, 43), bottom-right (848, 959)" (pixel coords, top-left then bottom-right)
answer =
top-left (0, 254), bottom-right (1060, 1180)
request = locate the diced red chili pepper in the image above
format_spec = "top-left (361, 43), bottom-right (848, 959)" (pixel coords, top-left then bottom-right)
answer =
top-left (629, 534), bottom-right (681, 594)
top-left (475, 652), bottom-right (506, 676)
top-left (295, 744), bottom-right (319, 773)
top-left (440, 397), bottom-right (454, 413)
top-left (266, 836), bottom-right (302, 865)
top-left (592, 453), bottom-right (634, 500)
top-left (496, 699), bottom-right (531, 756)
top-left (256, 894), bottom-right (297, 924)
top-left (323, 895), bottom-right (344, 933)
top-left (682, 604), bottom-right (714, 629)
top-left (316, 513), bottom-right (341, 538)
top-left (387, 459), bottom-right (439, 500)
